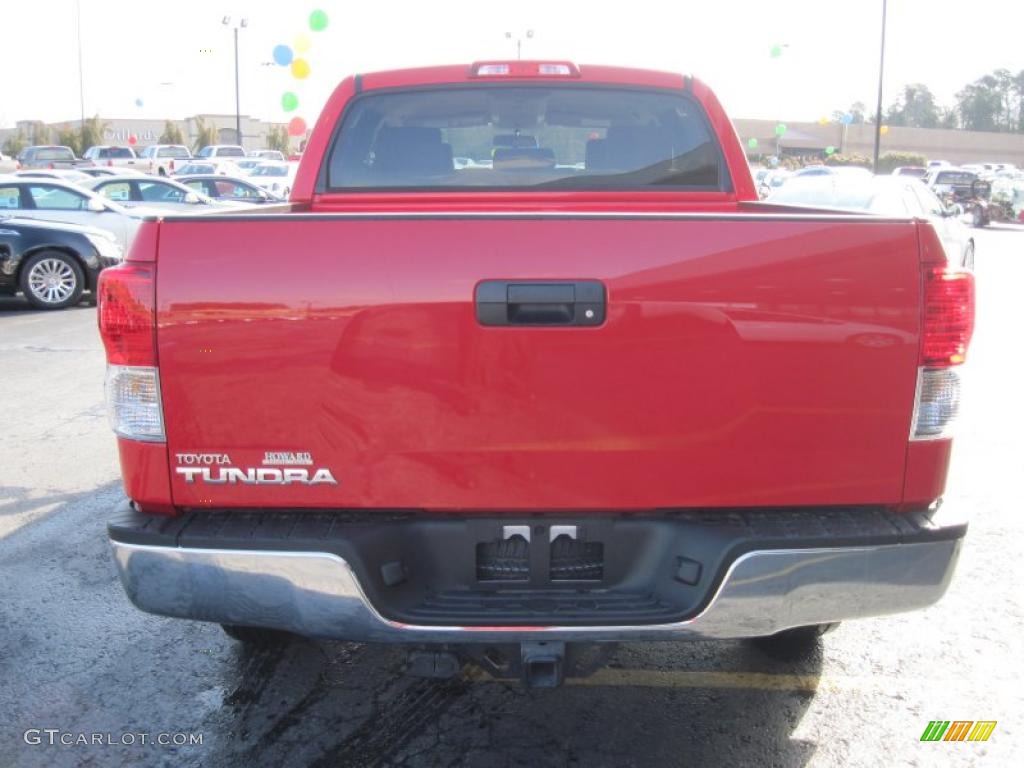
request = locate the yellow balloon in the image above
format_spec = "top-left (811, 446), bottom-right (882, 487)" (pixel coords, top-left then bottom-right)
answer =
top-left (880, 125), bottom-right (890, 135)
top-left (294, 34), bottom-right (311, 54)
top-left (818, 116), bottom-right (829, 126)
top-left (291, 58), bottom-right (310, 79)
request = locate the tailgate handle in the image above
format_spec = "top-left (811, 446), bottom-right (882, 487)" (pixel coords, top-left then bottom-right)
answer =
top-left (475, 281), bottom-right (606, 327)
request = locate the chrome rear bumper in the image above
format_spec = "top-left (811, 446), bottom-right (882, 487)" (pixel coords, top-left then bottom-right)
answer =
top-left (110, 537), bottom-right (961, 643)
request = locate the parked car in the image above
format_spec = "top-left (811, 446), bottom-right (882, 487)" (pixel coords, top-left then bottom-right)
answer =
top-left (891, 166), bottom-right (928, 179)
top-left (0, 152), bottom-right (16, 173)
top-left (793, 165), bottom-right (872, 180)
top-left (85, 175), bottom-right (229, 212)
top-left (177, 174), bottom-right (283, 204)
top-left (82, 146), bottom-right (142, 170)
top-left (0, 175), bottom-right (147, 251)
top-left (924, 167), bottom-right (994, 227)
top-left (234, 159), bottom-right (266, 174)
top-left (0, 217), bottom-right (122, 309)
top-left (79, 167), bottom-right (147, 178)
top-left (196, 144), bottom-right (247, 160)
top-left (767, 175), bottom-right (975, 269)
top-left (99, 60), bottom-right (973, 688)
top-left (15, 169), bottom-right (94, 185)
top-left (172, 160), bottom-right (244, 177)
top-left (248, 150), bottom-right (286, 162)
top-left (927, 159), bottom-right (952, 169)
top-left (137, 144), bottom-right (192, 176)
top-left (15, 145), bottom-right (93, 170)
top-left (248, 161), bottom-right (297, 197)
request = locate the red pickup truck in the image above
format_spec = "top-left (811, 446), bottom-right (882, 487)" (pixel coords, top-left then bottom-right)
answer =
top-left (99, 61), bottom-right (973, 687)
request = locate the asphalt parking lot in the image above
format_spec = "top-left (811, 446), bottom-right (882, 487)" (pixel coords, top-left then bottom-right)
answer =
top-left (1, 227), bottom-right (1022, 768)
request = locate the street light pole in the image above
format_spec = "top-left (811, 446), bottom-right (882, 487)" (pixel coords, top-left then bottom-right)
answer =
top-left (872, 0), bottom-right (888, 173)
top-left (223, 16), bottom-right (248, 146)
top-left (76, 0), bottom-right (85, 127)
top-left (234, 26), bottom-right (240, 144)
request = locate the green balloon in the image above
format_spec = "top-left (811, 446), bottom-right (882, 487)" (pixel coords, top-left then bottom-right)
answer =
top-left (770, 45), bottom-right (783, 58)
top-left (747, 138), bottom-right (758, 149)
top-left (774, 123), bottom-right (787, 137)
top-left (825, 146), bottom-right (836, 155)
top-left (309, 9), bottom-right (328, 31)
top-left (281, 92), bottom-right (299, 112)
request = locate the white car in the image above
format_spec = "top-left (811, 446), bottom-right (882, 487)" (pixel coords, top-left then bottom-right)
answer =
top-left (84, 175), bottom-right (232, 213)
top-left (15, 169), bottom-right (94, 185)
top-left (767, 175), bottom-right (975, 269)
top-left (173, 160), bottom-right (244, 177)
top-left (0, 175), bottom-right (151, 251)
top-left (196, 144), bottom-right (247, 160)
top-left (248, 150), bottom-right (286, 162)
top-left (0, 152), bottom-right (16, 173)
top-left (82, 145), bottom-right (142, 170)
top-left (248, 162), bottom-right (297, 198)
top-left (234, 158), bottom-right (267, 174)
top-left (137, 144), bottom-right (193, 177)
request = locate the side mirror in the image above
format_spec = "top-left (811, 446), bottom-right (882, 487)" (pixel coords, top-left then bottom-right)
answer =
top-left (184, 191), bottom-right (201, 204)
top-left (87, 197), bottom-right (107, 213)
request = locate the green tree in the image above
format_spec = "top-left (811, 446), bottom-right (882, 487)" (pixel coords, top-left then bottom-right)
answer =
top-left (265, 125), bottom-right (290, 153)
top-left (955, 80), bottom-right (1002, 131)
top-left (78, 115), bottom-right (107, 152)
top-left (56, 124), bottom-right (81, 155)
top-left (2, 132), bottom-right (27, 156)
top-left (192, 117), bottom-right (218, 153)
top-left (885, 84), bottom-right (940, 128)
top-left (159, 121), bottom-right (186, 145)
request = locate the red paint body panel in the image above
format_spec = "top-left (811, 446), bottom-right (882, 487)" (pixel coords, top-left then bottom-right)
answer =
top-left (117, 438), bottom-right (174, 514)
top-left (902, 440), bottom-right (952, 509)
top-left (154, 215), bottom-right (923, 511)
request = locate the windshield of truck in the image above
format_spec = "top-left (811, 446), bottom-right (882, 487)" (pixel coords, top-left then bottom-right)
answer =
top-left (158, 147), bottom-right (191, 159)
top-left (99, 147), bottom-right (135, 159)
top-left (32, 147), bottom-right (75, 161)
top-left (327, 86), bottom-right (724, 190)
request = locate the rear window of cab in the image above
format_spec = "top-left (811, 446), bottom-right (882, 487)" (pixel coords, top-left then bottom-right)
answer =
top-left (325, 86), bottom-right (727, 192)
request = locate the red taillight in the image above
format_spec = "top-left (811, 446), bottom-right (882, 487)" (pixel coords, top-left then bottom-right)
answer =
top-left (169, 159), bottom-right (175, 171)
top-left (48, 163), bottom-right (55, 169)
top-left (98, 263), bottom-right (156, 366)
top-left (107, 159), bottom-right (113, 167)
top-left (921, 267), bottom-right (974, 367)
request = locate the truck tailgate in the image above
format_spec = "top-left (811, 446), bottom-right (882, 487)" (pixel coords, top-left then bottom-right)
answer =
top-left (156, 214), bottom-right (921, 511)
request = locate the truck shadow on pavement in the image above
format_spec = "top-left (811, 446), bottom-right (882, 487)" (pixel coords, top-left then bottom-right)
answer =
top-left (205, 623), bottom-right (822, 767)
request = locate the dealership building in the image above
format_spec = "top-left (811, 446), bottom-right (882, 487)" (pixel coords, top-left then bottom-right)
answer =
top-left (0, 114), bottom-right (292, 152)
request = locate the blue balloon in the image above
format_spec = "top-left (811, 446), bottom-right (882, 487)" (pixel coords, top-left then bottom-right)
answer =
top-left (839, 113), bottom-right (854, 125)
top-left (273, 45), bottom-right (293, 66)
top-left (134, 98), bottom-right (143, 108)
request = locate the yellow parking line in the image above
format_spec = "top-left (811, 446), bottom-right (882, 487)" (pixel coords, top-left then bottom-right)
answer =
top-left (567, 668), bottom-right (823, 693)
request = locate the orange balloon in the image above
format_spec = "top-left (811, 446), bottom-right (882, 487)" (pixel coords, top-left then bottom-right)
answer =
top-left (291, 58), bottom-right (310, 79)
top-left (288, 117), bottom-right (308, 137)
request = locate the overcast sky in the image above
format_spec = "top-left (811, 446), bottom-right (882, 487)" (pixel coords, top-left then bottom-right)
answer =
top-left (1, 0), bottom-right (1020, 129)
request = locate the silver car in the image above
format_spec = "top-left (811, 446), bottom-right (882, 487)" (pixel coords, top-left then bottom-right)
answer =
top-left (767, 175), bottom-right (975, 270)
top-left (84, 176), bottom-right (230, 213)
top-left (0, 175), bottom-right (148, 251)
